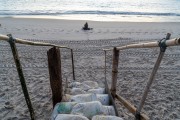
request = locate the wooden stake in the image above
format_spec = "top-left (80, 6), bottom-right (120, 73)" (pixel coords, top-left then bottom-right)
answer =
top-left (8, 34), bottom-right (35, 120)
top-left (47, 47), bottom-right (63, 107)
top-left (71, 49), bottom-right (75, 80)
top-left (104, 50), bottom-right (107, 83)
top-left (111, 47), bottom-right (119, 98)
top-left (136, 33), bottom-right (171, 119)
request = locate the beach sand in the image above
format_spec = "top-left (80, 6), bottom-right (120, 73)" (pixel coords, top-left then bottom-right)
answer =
top-left (0, 18), bottom-right (180, 120)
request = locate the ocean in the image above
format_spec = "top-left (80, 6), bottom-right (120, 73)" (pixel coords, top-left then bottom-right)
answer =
top-left (0, 0), bottom-right (180, 22)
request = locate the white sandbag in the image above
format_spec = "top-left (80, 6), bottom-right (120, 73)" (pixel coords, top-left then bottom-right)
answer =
top-left (82, 81), bottom-right (99, 89)
top-left (69, 82), bottom-right (82, 88)
top-left (102, 106), bottom-right (116, 116)
top-left (69, 82), bottom-right (91, 91)
top-left (92, 115), bottom-right (124, 120)
top-left (80, 83), bottom-right (92, 91)
top-left (70, 93), bottom-right (97, 103)
top-left (55, 114), bottom-right (89, 120)
top-left (71, 101), bottom-right (104, 119)
top-left (88, 88), bottom-right (105, 94)
top-left (51, 102), bottom-right (77, 120)
top-left (62, 94), bottom-right (72, 102)
top-left (97, 94), bottom-right (109, 105)
top-left (70, 88), bottom-right (86, 95)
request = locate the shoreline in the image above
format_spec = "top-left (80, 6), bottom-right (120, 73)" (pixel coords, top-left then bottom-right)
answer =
top-left (1, 15), bottom-right (180, 22)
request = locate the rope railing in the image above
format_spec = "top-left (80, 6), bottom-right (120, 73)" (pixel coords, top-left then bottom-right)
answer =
top-left (104, 33), bottom-right (180, 120)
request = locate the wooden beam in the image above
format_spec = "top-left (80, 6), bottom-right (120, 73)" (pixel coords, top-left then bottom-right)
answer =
top-left (103, 37), bottom-right (180, 51)
top-left (111, 47), bottom-right (119, 97)
top-left (47, 47), bottom-right (63, 107)
top-left (137, 33), bottom-right (171, 114)
top-left (8, 34), bottom-right (35, 120)
top-left (71, 49), bottom-right (75, 80)
top-left (115, 94), bottom-right (149, 120)
top-left (0, 34), bottom-right (68, 48)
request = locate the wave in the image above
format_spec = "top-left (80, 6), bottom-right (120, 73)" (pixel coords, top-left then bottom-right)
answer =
top-left (0, 10), bottom-right (180, 16)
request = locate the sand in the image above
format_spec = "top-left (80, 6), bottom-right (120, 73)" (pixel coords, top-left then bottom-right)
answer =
top-left (0, 17), bottom-right (180, 120)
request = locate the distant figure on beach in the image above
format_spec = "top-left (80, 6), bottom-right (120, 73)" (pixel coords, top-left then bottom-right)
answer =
top-left (82, 22), bottom-right (93, 30)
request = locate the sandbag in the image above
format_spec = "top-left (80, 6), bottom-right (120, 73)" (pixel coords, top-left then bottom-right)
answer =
top-left (70, 88), bottom-right (86, 95)
top-left (69, 81), bottom-right (99, 91)
top-left (51, 102), bottom-right (77, 120)
top-left (82, 81), bottom-right (99, 89)
top-left (55, 114), bottom-right (89, 120)
top-left (69, 82), bottom-right (82, 88)
top-left (97, 94), bottom-right (109, 105)
top-left (92, 115), bottom-right (124, 120)
top-left (71, 101), bottom-right (103, 119)
top-left (102, 106), bottom-right (116, 116)
top-left (88, 88), bottom-right (105, 94)
top-left (70, 93), bottom-right (97, 103)
top-left (62, 94), bottom-right (72, 102)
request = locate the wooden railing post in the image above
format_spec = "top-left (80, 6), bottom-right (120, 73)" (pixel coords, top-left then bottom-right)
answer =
top-left (111, 47), bottom-right (120, 98)
top-left (135, 33), bottom-right (171, 120)
top-left (71, 49), bottom-right (75, 80)
top-left (47, 47), bottom-right (62, 107)
top-left (7, 34), bottom-right (35, 120)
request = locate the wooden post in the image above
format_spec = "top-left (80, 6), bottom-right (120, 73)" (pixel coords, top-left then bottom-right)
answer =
top-left (104, 50), bottom-right (107, 82)
top-left (111, 47), bottom-right (120, 98)
top-left (8, 34), bottom-right (35, 120)
top-left (47, 47), bottom-right (62, 107)
top-left (71, 49), bottom-right (75, 80)
top-left (136, 33), bottom-right (171, 119)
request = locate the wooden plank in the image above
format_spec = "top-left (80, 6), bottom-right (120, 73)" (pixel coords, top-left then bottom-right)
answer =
top-left (47, 47), bottom-right (63, 107)
top-left (115, 94), bottom-right (149, 120)
top-left (111, 47), bottom-right (119, 97)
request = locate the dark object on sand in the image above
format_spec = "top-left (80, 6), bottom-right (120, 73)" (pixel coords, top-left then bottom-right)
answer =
top-left (82, 22), bottom-right (93, 30)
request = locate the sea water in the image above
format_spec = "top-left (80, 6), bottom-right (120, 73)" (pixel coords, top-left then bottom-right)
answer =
top-left (0, 0), bottom-right (180, 22)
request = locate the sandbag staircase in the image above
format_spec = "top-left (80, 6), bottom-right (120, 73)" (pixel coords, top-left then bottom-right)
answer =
top-left (51, 81), bottom-right (123, 120)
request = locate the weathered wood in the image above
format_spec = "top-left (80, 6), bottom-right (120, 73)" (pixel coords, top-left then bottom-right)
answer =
top-left (104, 50), bottom-right (107, 82)
top-left (8, 34), bottom-right (35, 120)
top-left (103, 38), bottom-right (180, 51)
top-left (111, 47), bottom-right (119, 98)
top-left (115, 94), bottom-right (149, 120)
top-left (0, 34), bottom-right (68, 48)
top-left (47, 47), bottom-right (63, 107)
top-left (136, 33), bottom-right (171, 118)
top-left (71, 49), bottom-right (75, 80)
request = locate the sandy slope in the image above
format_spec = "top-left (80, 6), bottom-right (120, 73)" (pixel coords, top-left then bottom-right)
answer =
top-left (0, 18), bottom-right (180, 120)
